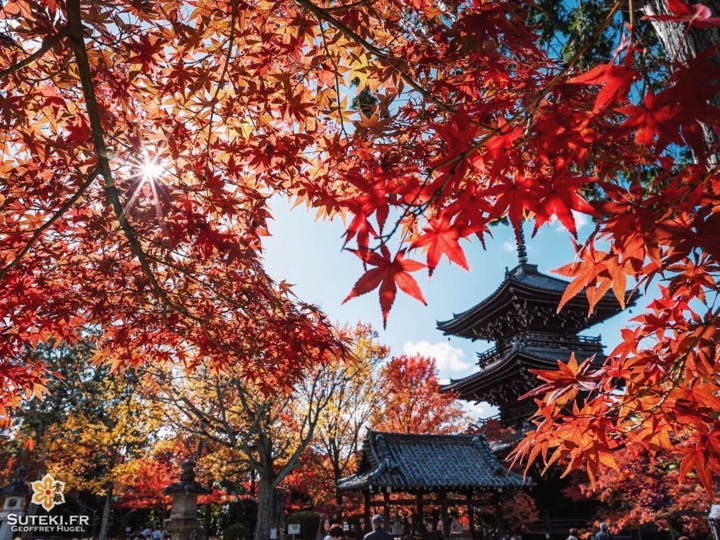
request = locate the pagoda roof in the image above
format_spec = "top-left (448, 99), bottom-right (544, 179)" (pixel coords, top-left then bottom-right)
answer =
top-left (336, 431), bottom-right (530, 493)
top-left (443, 338), bottom-right (604, 406)
top-left (437, 263), bottom-right (636, 340)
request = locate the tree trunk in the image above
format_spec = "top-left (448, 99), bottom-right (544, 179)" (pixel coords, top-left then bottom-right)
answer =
top-left (333, 466), bottom-right (343, 508)
top-left (643, 0), bottom-right (720, 162)
top-left (643, 0), bottom-right (720, 63)
top-left (335, 487), bottom-right (343, 508)
top-left (253, 477), bottom-right (285, 540)
top-left (204, 502), bottom-right (213, 536)
top-left (98, 483), bottom-right (114, 540)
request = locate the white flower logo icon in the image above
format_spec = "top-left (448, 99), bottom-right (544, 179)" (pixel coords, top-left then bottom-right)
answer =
top-left (31, 474), bottom-right (65, 511)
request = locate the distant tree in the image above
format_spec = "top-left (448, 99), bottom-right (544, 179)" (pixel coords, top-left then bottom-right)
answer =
top-left (310, 323), bottom-right (389, 506)
top-left (5, 340), bottom-right (161, 540)
top-left (285, 345), bottom-right (471, 510)
top-left (150, 354), bottom-right (352, 540)
top-left (563, 448), bottom-right (717, 537)
top-left (372, 355), bottom-right (470, 434)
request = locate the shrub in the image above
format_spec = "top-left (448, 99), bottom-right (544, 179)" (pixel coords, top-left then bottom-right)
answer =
top-left (223, 523), bottom-right (251, 540)
top-left (219, 499), bottom-right (258, 535)
top-left (285, 511), bottom-right (321, 540)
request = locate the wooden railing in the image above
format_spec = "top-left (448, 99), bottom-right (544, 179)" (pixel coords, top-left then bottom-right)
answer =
top-left (476, 333), bottom-right (603, 369)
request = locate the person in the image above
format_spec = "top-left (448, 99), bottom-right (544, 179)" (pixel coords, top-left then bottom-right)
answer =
top-left (152, 529), bottom-right (163, 540)
top-left (567, 529), bottom-right (579, 540)
top-left (392, 509), bottom-right (404, 536)
top-left (434, 514), bottom-right (445, 540)
top-left (142, 527), bottom-right (152, 539)
top-left (594, 523), bottom-right (611, 540)
top-left (450, 512), bottom-right (463, 535)
top-left (325, 525), bottom-right (344, 540)
top-left (363, 515), bottom-right (393, 540)
top-left (317, 518), bottom-right (331, 540)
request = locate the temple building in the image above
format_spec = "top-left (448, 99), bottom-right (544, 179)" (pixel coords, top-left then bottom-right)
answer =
top-left (438, 239), bottom-right (635, 430)
top-left (435, 239), bottom-right (637, 536)
top-left (337, 431), bottom-right (531, 540)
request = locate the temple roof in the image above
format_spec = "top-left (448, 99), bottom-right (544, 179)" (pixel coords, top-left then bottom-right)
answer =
top-left (442, 337), bottom-right (604, 407)
top-left (337, 431), bottom-right (530, 492)
top-left (437, 263), bottom-right (635, 341)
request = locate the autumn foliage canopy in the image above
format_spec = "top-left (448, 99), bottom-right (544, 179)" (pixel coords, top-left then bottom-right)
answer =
top-left (0, 0), bottom-right (719, 493)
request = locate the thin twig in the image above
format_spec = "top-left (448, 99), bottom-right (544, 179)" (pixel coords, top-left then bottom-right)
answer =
top-left (203, 0), bottom-right (238, 167)
top-left (295, 0), bottom-right (453, 113)
top-left (324, 0), bottom-right (371, 12)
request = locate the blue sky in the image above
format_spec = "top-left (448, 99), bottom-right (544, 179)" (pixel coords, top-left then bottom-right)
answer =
top-left (262, 197), bottom-right (645, 419)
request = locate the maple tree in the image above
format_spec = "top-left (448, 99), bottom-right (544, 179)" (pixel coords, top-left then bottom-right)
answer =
top-left (146, 352), bottom-right (354, 540)
top-left (371, 354), bottom-right (470, 434)
top-left (0, 0), bottom-right (719, 498)
top-left (0, 0), bottom-right (346, 420)
top-left (3, 341), bottom-right (168, 540)
top-left (309, 323), bottom-right (389, 506)
top-left (563, 448), bottom-right (717, 536)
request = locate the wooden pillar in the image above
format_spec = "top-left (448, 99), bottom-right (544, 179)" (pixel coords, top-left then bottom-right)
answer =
top-left (383, 491), bottom-right (391, 531)
top-left (440, 491), bottom-right (449, 540)
top-left (494, 493), bottom-right (505, 540)
top-left (364, 491), bottom-right (371, 533)
top-left (416, 493), bottom-right (424, 534)
top-left (467, 494), bottom-right (475, 540)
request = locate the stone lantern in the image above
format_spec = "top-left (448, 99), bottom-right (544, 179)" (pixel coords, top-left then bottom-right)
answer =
top-left (709, 505), bottom-right (720, 540)
top-left (0, 467), bottom-right (31, 540)
top-left (164, 461), bottom-right (208, 540)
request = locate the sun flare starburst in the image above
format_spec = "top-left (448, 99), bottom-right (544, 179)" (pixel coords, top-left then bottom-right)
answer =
top-left (122, 149), bottom-right (173, 240)
top-left (139, 159), bottom-right (165, 182)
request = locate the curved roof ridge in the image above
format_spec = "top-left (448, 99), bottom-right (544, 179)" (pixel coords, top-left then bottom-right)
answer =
top-left (437, 263), bottom-right (636, 339)
top-left (337, 431), bottom-right (533, 492)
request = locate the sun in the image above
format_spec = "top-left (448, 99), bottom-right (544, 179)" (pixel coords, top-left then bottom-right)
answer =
top-left (123, 149), bottom-right (172, 237)
top-left (139, 157), bottom-right (165, 182)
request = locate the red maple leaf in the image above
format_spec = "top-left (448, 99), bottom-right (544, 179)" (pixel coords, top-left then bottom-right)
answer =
top-left (343, 245), bottom-right (426, 327)
top-left (533, 171), bottom-right (596, 237)
top-left (412, 214), bottom-right (471, 276)
top-left (488, 175), bottom-right (543, 231)
top-left (569, 63), bottom-right (636, 112)
top-left (645, 0), bottom-right (720, 29)
top-left (521, 354), bottom-right (602, 406)
top-left (616, 91), bottom-right (688, 150)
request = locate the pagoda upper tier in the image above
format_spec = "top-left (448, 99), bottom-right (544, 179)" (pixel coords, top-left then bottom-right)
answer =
top-left (437, 263), bottom-right (634, 342)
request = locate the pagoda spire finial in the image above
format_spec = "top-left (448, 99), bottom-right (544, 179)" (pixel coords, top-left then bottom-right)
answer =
top-left (515, 225), bottom-right (528, 265)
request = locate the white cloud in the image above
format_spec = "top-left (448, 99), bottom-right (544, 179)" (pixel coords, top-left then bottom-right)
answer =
top-left (502, 240), bottom-right (516, 252)
top-left (403, 341), bottom-right (470, 372)
top-left (550, 210), bottom-right (590, 232)
top-left (461, 401), bottom-right (499, 420)
top-left (573, 211), bottom-right (590, 230)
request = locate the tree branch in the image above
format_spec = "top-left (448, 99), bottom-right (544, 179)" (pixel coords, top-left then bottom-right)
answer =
top-left (324, 0), bottom-right (371, 12)
top-left (66, 0), bottom-right (240, 351)
top-left (0, 31), bottom-right (65, 80)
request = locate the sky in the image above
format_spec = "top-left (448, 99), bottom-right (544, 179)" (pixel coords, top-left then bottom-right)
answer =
top-left (262, 197), bottom-right (646, 420)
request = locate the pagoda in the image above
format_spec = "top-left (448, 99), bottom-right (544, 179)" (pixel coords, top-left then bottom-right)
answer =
top-left (439, 232), bottom-right (635, 428)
